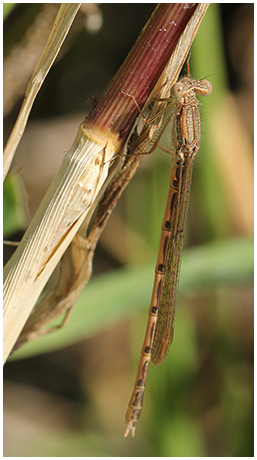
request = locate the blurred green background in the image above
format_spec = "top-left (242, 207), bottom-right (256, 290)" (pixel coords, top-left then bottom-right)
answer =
top-left (3, 4), bottom-right (253, 457)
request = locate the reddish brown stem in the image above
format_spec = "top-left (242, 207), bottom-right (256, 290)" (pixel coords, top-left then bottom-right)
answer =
top-left (82, 3), bottom-right (198, 152)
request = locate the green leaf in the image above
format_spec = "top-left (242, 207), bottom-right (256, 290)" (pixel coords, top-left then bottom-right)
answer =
top-left (3, 173), bottom-right (28, 237)
top-left (9, 237), bottom-right (253, 361)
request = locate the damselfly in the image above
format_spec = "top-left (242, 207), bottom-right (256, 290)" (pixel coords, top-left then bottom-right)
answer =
top-left (124, 61), bottom-right (212, 437)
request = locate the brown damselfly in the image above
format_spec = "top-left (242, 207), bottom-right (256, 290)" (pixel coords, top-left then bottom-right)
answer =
top-left (124, 61), bottom-right (212, 437)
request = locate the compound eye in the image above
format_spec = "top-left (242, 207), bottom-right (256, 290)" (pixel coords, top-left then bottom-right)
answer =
top-left (172, 82), bottom-right (184, 99)
top-left (196, 79), bottom-right (213, 96)
top-left (202, 80), bottom-right (213, 95)
top-left (172, 82), bottom-right (185, 99)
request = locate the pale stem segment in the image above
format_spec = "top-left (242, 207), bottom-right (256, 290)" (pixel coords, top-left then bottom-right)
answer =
top-left (124, 66), bottom-right (212, 438)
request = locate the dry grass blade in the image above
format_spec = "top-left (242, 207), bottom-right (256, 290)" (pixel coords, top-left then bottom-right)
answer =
top-left (3, 3), bottom-right (81, 181)
top-left (4, 132), bottom-right (114, 363)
